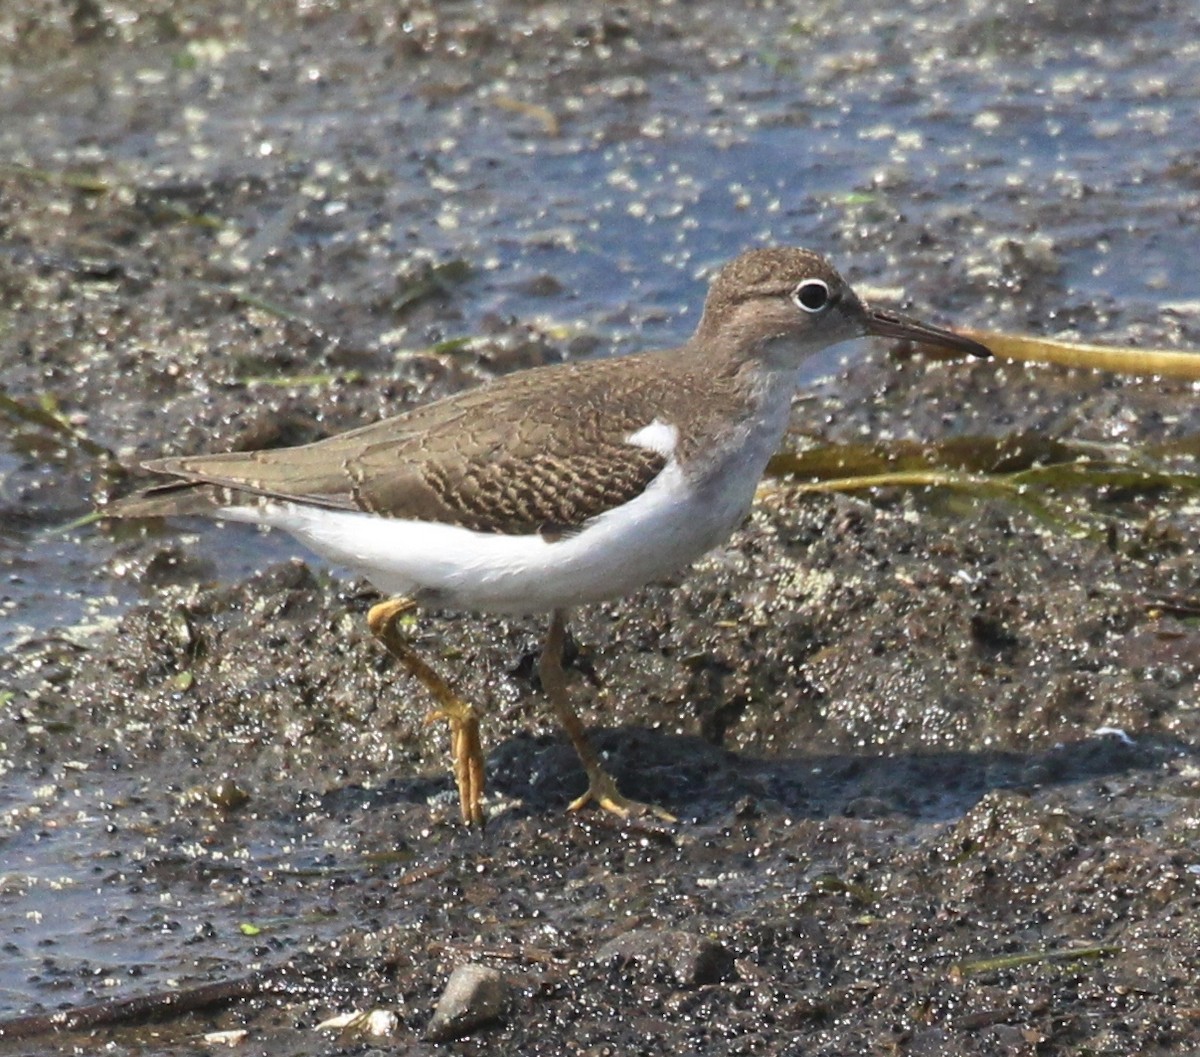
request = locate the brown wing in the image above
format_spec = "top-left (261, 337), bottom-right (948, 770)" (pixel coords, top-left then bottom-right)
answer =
top-left (107, 356), bottom-right (673, 535)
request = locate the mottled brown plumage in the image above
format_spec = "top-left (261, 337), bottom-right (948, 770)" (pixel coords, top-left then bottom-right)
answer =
top-left (105, 246), bottom-right (991, 827)
top-left (111, 247), bottom-right (987, 535)
top-left (113, 340), bottom-right (764, 534)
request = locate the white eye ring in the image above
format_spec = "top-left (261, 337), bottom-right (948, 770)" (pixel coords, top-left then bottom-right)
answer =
top-left (792, 278), bottom-right (831, 313)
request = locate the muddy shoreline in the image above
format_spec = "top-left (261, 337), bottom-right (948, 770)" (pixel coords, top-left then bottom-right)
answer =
top-left (3, 1), bottom-right (1200, 1053)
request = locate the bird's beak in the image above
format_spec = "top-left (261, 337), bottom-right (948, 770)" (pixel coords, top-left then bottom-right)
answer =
top-left (865, 307), bottom-right (992, 359)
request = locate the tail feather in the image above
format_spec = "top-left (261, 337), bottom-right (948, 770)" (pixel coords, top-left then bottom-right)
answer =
top-left (102, 481), bottom-right (230, 519)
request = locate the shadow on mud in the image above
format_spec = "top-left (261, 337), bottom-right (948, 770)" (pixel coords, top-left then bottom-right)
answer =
top-left (320, 726), bottom-right (1178, 827)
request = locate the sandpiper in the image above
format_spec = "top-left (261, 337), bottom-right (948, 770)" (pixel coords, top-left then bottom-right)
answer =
top-left (106, 247), bottom-right (991, 826)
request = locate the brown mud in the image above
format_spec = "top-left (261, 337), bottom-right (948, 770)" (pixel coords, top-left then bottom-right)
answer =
top-left (2, 1), bottom-right (1200, 1054)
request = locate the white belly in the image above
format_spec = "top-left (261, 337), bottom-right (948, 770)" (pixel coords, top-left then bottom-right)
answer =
top-left (218, 455), bottom-right (759, 614)
top-left (217, 371), bottom-right (795, 615)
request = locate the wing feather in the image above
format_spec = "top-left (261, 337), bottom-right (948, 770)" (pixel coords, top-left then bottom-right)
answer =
top-left (107, 355), bottom-right (682, 534)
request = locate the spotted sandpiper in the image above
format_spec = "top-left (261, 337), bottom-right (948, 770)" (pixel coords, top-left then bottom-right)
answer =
top-left (106, 247), bottom-right (990, 826)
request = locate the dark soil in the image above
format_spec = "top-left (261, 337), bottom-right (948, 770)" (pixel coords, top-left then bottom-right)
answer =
top-left (3, 2), bottom-right (1200, 1055)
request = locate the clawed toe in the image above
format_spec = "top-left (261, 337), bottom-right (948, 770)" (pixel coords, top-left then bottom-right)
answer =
top-left (568, 766), bottom-right (676, 823)
top-left (425, 700), bottom-right (486, 827)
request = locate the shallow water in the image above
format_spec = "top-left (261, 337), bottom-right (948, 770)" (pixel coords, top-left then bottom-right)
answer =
top-left (2, 1), bottom-right (1199, 1051)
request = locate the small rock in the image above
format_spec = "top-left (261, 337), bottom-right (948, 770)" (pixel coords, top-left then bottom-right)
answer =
top-left (425, 963), bottom-right (508, 1042)
top-left (596, 928), bottom-right (735, 988)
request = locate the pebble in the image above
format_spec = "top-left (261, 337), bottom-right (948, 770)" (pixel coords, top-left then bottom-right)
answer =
top-left (425, 964), bottom-right (509, 1042)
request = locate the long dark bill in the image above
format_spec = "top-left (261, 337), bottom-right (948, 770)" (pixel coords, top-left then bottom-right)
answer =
top-left (866, 308), bottom-right (992, 359)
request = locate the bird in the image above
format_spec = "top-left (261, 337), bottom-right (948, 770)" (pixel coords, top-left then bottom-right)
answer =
top-left (104, 246), bottom-right (991, 826)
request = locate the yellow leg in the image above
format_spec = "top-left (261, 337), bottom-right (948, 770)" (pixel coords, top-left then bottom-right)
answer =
top-left (539, 609), bottom-right (676, 823)
top-left (367, 597), bottom-right (485, 827)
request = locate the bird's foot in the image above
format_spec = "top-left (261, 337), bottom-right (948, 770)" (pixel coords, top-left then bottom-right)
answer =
top-left (368, 596), bottom-right (487, 828)
top-left (425, 697), bottom-right (486, 828)
top-left (568, 764), bottom-right (676, 823)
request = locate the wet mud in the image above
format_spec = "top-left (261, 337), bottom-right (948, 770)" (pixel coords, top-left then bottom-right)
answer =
top-left (3, 1), bottom-right (1200, 1054)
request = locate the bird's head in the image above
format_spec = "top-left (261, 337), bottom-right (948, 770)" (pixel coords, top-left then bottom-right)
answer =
top-left (697, 247), bottom-right (991, 370)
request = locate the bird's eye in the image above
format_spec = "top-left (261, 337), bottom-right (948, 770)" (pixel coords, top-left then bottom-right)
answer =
top-left (792, 278), bottom-right (831, 313)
